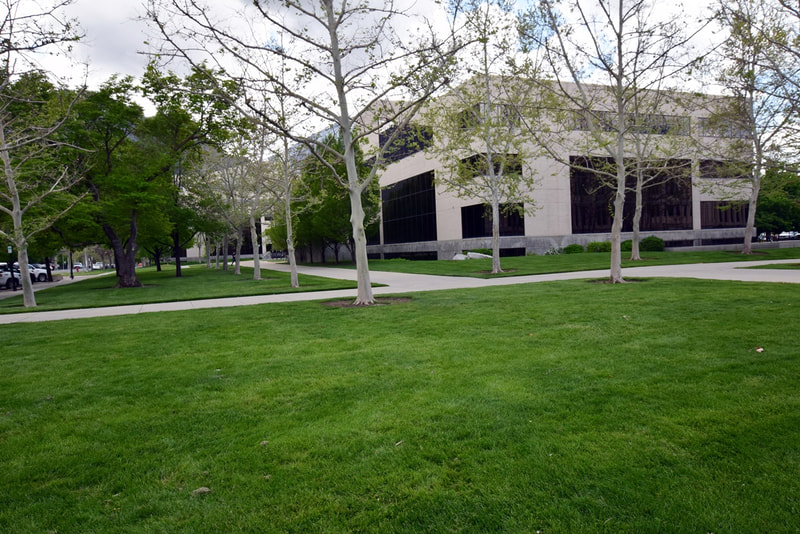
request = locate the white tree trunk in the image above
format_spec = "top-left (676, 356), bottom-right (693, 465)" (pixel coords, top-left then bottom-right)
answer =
top-left (742, 174), bottom-right (760, 254)
top-left (284, 193), bottom-right (299, 288)
top-left (1, 132), bottom-right (35, 306)
top-left (491, 200), bottom-right (502, 274)
top-left (610, 112), bottom-right (626, 283)
top-left (281, 153), bottom-right (300, 288)
top-left (348, 187), bottom-right (374, 305)
top-left (631, 170), bottom-right (643, 261)
top-left (234, 229), bottom-right (242, 275)
top-left (17, 246), bottom-right (34, 307)
top-left (250, 215), bottom-right (261, 280)
top-left (327, 0), bottom-right (374, 305)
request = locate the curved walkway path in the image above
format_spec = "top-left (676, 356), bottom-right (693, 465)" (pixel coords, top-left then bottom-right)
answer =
top-left (1, 258), bottom-right (798, 324)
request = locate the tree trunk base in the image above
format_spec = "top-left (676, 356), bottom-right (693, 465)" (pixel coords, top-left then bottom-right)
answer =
top-left (115, 280), bottom-right (143, 288)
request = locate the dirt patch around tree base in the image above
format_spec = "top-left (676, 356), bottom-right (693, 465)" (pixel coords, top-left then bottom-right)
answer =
top-left (587, 277), bottom-right (649, 284)
top-left (322, 297), bottom-right (412, 308)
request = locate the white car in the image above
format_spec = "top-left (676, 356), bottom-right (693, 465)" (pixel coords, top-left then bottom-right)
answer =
top-left (1, 268), bottom-right (20, 290)
top-left (27, 264), bottom-right (48, 282)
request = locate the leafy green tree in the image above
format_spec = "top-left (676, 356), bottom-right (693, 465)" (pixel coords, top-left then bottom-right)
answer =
top-left (520, 0), bottom-right (706, 281)
top-left (75, 67), bottom-right (237, 287)
top-left (147, 0), bottom-right (461, 305)
top-left (271, 134), bottom-right (378, 264)
top-left (711, 0), bottom-right (794, 253)
top-left (425, 0), bottom-right (539, 274)
top-left (72, 79), bottom-right (159, 287)
top-left (756, 166), bottom-right (800, 236)
top-left (0, 73), bottom-right (85, 305)
top-left (0, 0), bottom-right (83, 306)
top-left (140, 65), bottom-right (241, 277)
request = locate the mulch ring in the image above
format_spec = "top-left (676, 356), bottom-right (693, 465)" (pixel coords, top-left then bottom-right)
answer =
top-left (587, 277), bottom-right (649, 284)
top-left (322, 297), bottom-right (412, 308)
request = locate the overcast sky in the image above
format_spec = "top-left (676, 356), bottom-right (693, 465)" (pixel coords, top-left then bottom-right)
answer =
top-left (40, 0), bottom-right (718, 100)
top-left (38, 1), bottom-right (151, 88)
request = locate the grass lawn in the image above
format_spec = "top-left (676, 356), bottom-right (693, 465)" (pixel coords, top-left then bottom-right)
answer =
top-left (747, 262), bottom-right (800, 270)
top-left (1, 279), bottom-right (799, 532)
top-left (360, 248), bottom-right (800, 278)
top-left (0, 264), bottom-right (356, 314)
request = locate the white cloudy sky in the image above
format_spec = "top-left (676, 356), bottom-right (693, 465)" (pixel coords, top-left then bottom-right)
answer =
top-left (40, 0), bottom-right (150, 87)
top-left (40, 0), bottom-right (719, 97)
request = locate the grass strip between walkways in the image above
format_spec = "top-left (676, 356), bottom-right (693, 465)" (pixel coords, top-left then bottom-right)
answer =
top-left (4, 249), bottom-right (798, 314)
top-left (0, 264), bottom-right (357, 314)
top-left (361, 248), bottom-right (800, 277)
top-left (1, 278), bottom-right (799, 532)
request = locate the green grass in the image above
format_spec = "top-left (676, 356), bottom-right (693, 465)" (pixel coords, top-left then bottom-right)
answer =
top-left (361, 248), bottom-right (800, 278)
top-left (0, 264), bottom-right (356, 314)
top-left (747, 262), bottom-right (800, 270)
top-left (1, 279), bottom-right (799, 532)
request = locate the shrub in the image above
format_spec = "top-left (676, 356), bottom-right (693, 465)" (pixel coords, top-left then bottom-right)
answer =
top-left (544, 247), bottom-right (563, 255)
top-left (468, 248), bottom-right (492, 256)
top-left (621, 240), bottom-right (632, 252)
top-left (563, 244), bottom-right (585, 254)
top-left (586, 241), bottom-right (612, 253)
top-left (640, 236), bottom-right (665, 251)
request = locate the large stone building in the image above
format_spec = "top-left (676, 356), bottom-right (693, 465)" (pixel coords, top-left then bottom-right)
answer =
top-left (366, 81), bottom-right (750, 260)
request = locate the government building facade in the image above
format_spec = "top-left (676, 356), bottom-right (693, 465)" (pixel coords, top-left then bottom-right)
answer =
top-left (365, 82), bottom-right (750, 260)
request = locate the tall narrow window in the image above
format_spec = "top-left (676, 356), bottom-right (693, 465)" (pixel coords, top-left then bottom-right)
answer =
top-left (381, 171), bottom-right (437, 244)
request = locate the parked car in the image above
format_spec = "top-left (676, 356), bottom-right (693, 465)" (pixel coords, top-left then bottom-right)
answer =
top-left (73, 262), bottom-right (84, 272)
top-left (1, 266), bottom-right (21, 290)
top-left (27, 264), bottom-right (48, 282)
top-left (92, 262), bottom-right (105, 270)
top-left (778, 230), bottom-right (799, 240)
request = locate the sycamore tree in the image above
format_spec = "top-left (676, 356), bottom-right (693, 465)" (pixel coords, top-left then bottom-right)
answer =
top-left (0, 0), bottom-right (83, 307)
top-left (237, 127), bottom-right (278, 281)
top-left (140, 65), bottom-right (240, 277)
top-left (197, 148), bottom-right (249, 276)
top-left (197, 136), bottom-right (275, 278)
top-left (273, 132), bottom-right (378, 265)
top-left (263, 132), bottom-right (305, 287)
top-left (250, 83), bottom-right (306, 287)
top-left (520, 0), bottom-right (705, 281)
top-left (709, 0), bottom-right (796, 254)
top-left (764, 1), bottom-right (800, 116)
top-left (425, 0), bottom-right (539, 274)
top-left (146, 0), bottom-right (462, 305)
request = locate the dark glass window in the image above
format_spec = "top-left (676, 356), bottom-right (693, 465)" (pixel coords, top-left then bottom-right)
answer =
top-left (701, 201), bottom-right (748, 228)
top-left (379, 124), bottom-right (433, 163)
top-left (461, 153), bottom-right (522, 176)
top-left (699, 159), bottom-right (748, 179)
top-left (571, 111), bottom-right (690, 135)
top-left (381, 171), bottom-right (437, 244)
top-left (570, 156), bottom-right (693, 233)
top-left (461, 203), bottom-right (525, 238)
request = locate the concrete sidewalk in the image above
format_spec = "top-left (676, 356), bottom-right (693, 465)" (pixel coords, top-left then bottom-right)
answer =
top-left (0, 258), bottom-right (797, 324)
